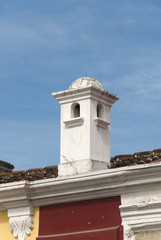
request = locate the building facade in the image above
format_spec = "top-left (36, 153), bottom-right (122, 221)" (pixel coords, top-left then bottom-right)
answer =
top-left (0, 77), bottom-right (161, 240)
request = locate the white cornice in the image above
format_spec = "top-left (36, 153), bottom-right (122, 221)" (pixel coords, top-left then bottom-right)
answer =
top-left (0, 162), bottom-right (161, 210)
top-left (0, 181), bottom-right (30, 210)
top-left (52, 86), bottom-right (119, 106)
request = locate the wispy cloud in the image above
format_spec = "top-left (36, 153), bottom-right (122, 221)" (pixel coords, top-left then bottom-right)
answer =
top-left (0, 0), bottom-right (161, 168)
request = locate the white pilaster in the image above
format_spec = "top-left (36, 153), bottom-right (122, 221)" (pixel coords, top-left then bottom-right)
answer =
top-left (120, 186), bottom-right (161, 239)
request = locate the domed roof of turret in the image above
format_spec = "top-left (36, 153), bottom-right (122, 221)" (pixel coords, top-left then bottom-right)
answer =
top-left (0, 160), bottom-right (14, 173)
top-left (69, 77), bottom-right (104, 90)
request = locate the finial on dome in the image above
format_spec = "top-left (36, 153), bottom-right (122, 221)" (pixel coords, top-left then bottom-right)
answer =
top-left (69, 77), bottom-right (104, 90)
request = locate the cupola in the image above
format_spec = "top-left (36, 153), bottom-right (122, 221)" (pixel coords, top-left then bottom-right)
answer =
top-left (52, 77), bottom-right (119, 177)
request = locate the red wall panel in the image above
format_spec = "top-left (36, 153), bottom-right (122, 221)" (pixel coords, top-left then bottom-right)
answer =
top-left (37, 197), bottom-right (122, 240)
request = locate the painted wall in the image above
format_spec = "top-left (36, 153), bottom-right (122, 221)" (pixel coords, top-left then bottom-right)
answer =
top-left (135, 231), bottom-right (161, 240)
top-left (60, 96), bottom-right (111, 164)
top-left (0, 207), bottom-right (39, 240)
top-left (37, 197), bottom-right (123, 240)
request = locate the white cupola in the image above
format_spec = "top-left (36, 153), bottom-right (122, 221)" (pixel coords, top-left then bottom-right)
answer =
top-left (52, 77), bottom-right (119, 177)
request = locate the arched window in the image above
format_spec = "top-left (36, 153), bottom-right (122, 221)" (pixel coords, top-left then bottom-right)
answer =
top-left (71, 103), bottom-right (80, 118)
top-left (97, 103), bottom-right (103, 118)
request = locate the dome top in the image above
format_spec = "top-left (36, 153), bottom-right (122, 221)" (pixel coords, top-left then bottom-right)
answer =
top-left (69, 77), bottom-right (104, 90)
top-left (0, 160), bottom-right (14, 173)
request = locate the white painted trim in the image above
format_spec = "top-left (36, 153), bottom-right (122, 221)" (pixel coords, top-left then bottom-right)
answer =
top-left (120, 183), bottom-right (161, 239)
top-left (52, 86), bottom-right (119, 107)
top-left (8, 206), bottom-right (34, 240)
top-left (123, 222), bottom-right (161, 240)
top-left (94, 117), bottom-right (110, 128)
top-left (0, 162), bottom-right (160, 210)
top-left (0, 162), bottom-right (161, 240)
top-left (63, 117), bottom-right (84, 128)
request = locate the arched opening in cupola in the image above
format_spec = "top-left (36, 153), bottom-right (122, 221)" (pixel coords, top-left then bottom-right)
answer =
top-left (71, 103), bottom-right (80, 118)
top-left (97, 103), bottom-right (103, 118)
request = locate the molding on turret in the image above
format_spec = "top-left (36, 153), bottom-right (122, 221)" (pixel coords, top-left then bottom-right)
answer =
top-left (58, 159), bottom-right (108, 177)
top-left (64, 117), bottom-right (84, 128)
top-left (52, 86), bottom-right (119, 106)
top-left (94, 117), bottom-right (110, 129)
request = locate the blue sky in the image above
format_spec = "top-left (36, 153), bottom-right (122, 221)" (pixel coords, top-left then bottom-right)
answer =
top-left (0, 0), bottom-right (161, 170)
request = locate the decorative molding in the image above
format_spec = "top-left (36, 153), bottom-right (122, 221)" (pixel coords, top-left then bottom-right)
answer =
top-left (9, 216), bottom-right (34, 240)
top-left (120, 190), bottom-right (161, 240)
top-left (8, 206), bottom-right (34, 240)
top-left (0, 163), bottom-right (161, 210)
top-left (63, 117), bottom-right (84, 128)
top-left (52, 86), bottom-right (119, 106)
top-left (124, 225), bottom-right (134, 240)
top-left (94, 117), bottom-right (110, 129)
top-left (123, 222), bottom-right (161, 240)
top-left (0, 163), bottom-right (160, 239)
top-left (29, 162), bottom-right (161, 207)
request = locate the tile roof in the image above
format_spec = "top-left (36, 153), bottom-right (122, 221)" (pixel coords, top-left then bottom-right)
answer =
top-left (110, 148), bottom-right (161, 168)
top-left (0, 165), bottom-right (58, 184)
top-left (0, 148), bottom-right (160, 184)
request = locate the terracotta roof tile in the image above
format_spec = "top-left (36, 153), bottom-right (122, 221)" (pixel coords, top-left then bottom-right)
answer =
top-left (0, 165), bottom-right (58, 184)
top-left (27, 168), bottom-right (44, 171)
top-left (0, 149), bottom-right (160, 183)
top-left (111, 148), bottom-right (161, 168)
top-left (45, 165), bottom-right (57, 169)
